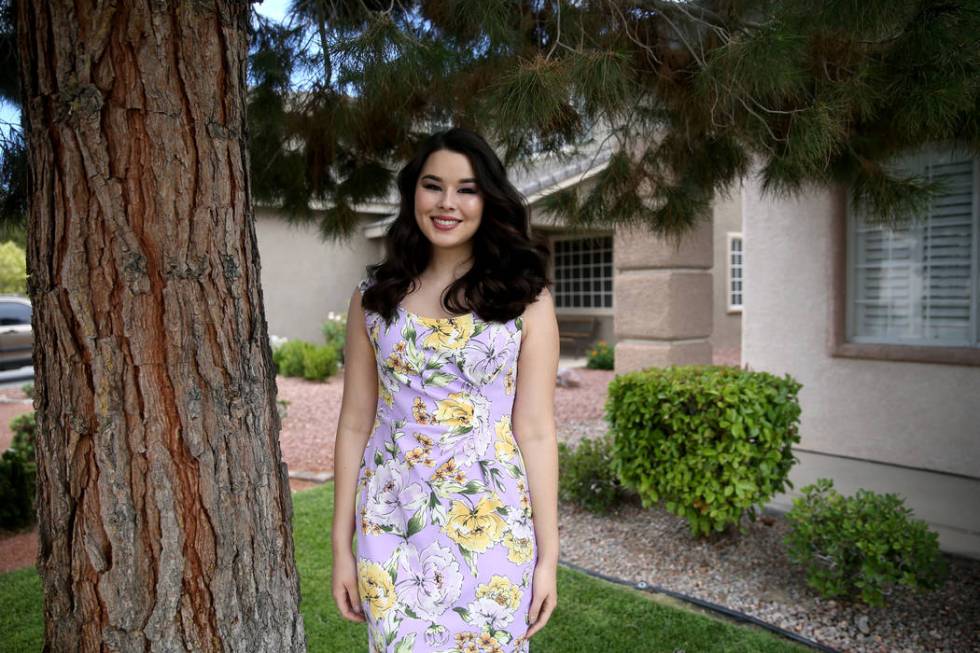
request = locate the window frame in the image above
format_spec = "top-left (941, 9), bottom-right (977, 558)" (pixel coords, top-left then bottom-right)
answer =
top-left (726, 232), bottom-right (743, 314)
top-left (550, 233), bottom-right (615, 315)
top-left (829, 149), bottom-right (980, 367)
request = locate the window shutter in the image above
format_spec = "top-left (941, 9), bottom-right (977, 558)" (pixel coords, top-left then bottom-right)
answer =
top-left (850, 149), bottom-right (977, 346)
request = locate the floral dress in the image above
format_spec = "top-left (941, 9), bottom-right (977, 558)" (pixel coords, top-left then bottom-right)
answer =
top-left (354, 277), bottom-right (537, 653)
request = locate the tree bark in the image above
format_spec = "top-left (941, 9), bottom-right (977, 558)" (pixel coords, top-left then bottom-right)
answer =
top-left (16, 1), bottom-right (307, 650)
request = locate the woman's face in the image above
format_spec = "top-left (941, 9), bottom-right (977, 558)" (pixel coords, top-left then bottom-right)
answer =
top-left (414, 149), bottom-right (483, 251)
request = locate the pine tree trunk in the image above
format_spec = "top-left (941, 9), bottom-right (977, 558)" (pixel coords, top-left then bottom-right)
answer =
top-left (16, 2), bottom-right (307, 650)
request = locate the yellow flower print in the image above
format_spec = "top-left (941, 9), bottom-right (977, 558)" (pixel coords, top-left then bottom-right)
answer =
top-left (432, 457), bottom-right (460, 482)
top-left (357, 559), bottom-right (396, 619)
top-left (413, 397), bottom-right (432, 424)
top-left (503, 532), bottom-right (534, 564)
top-left (443, 495), bottom-right (507, 553)
top-left (494, 415), bottom-right (517, 462)
top-left (384, 350), bottom-right (411, 376)
top-left (418, 314), bottom-right (475, 350)
top-left (435, 392), bottom-right (475, 428)
top-left (379, 381), bottom-right (393, 407)
top-left (476, 575), bottom-right (523, 610)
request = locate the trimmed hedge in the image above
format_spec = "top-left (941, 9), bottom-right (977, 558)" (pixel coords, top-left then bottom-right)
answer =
top-left (606, 364), bottom-right (802, 537)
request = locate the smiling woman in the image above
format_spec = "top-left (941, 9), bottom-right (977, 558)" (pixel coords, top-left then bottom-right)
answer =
top-left (330, 127), bottom-right (561, 653)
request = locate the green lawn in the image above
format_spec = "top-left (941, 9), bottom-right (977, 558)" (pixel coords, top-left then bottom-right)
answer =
top-left (0, 483), bottom-right (809, 652)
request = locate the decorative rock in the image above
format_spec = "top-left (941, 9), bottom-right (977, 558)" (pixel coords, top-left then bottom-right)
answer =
top-left (856, 614), bottom-right (870, 635)
top-left (556, 367), bottom-right (583, 388)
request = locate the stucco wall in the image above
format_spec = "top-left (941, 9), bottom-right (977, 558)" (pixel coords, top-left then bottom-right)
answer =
top-left (741, 173), bottom-right (980, 556)
top-left (711, 187), bottom-right (743, 362)
top-left (254, 209), bottom-right (382, 344)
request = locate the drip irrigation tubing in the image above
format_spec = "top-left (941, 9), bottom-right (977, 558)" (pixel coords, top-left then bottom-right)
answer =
top-left (557, 557), bottom-right (842, 653)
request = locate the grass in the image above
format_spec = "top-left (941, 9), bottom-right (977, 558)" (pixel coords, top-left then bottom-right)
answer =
top-left (0, 482), bottom-right (809, 652)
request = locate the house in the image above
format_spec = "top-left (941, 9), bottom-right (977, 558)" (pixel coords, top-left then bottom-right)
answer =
top-left (741, 144), bottom-right (980, 559)
top-left (254, 135), bottom-right (979, 559)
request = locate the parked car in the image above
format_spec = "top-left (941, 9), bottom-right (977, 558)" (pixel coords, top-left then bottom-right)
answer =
top-left (0, 295), bottom-right (32, 371)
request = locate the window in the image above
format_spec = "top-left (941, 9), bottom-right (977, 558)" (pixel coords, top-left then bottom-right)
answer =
top-left (727, 233), bottom-right (743, 312)
top-left (847, 146), bottom-right (978, 347)
top-left (0, 301), bottom-right (31, 326)
top-left (553, 235), bottom-right (613, 309)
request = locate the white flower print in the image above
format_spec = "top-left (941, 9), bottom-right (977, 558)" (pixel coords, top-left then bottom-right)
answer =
top-left (466, 595), bottom-right (515, 632)
top-left (460, 323), bottom-right (517, 386)
top-left (438, 392), bottom-right (493, 468)
top-left (424, 623), bottom-right (449, 647)
top-left (363, 459), bottom-right (428, 533)
top-left (506, 507), bottom-right (535, 541)
top-left (395, 541), bottom-right (464, 621)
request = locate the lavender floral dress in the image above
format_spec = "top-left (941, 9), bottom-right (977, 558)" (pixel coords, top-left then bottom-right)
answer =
top-left (354, 277), bottom-right (537, 653)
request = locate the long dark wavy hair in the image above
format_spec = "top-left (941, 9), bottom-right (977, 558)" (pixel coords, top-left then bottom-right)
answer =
top-left (361, 127), bottom-right (551, 324)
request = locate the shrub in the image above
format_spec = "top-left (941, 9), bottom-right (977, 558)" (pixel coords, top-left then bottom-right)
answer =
top-left (0, 240), bottom-right (27, 295)
top-left (321, 311), bottom-right (347, 364)
top-left (585, 340), bottom-right (614, 370)
top-left (274, 339), bottom-right (315, 377)
top-left (558, 433), bottom-right (633, 513)
top-left (607, 364), bottom-right (802, 537)
top-left (302, 344), bottom-right (339, 381)
top-left (0, 449), bottom-right (35, 530)
top-left (0, 410), bottom-right (36, 530)
top-left (21, 382), bottom-right (34, 399)
top-left (10, 412), bottom-right (35, 462)
top-left (784, 478), bottom-right (948, 607)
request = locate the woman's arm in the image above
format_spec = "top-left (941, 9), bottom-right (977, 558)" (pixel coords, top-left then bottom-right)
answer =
top-left (511, 287), bottom-right (561, 638)
top-left (331, 286), bottom-right (379, 557)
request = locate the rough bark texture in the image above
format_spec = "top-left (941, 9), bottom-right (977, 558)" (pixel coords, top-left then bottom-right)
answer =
top-left (16, 1), bottom-right (307, 650)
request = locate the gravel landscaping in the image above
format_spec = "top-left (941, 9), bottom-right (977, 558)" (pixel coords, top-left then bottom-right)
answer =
top-left (554, 434), bottom-right (980, 653)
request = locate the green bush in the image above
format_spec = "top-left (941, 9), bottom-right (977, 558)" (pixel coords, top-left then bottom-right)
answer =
top-left (607, 364), bottom-right (802, 537)
top-left (274, 340), bottom-right (315, 377)
top-left (1, 410), bottom-right (36, 530)
top-left (321, 312), bottom-right (347, 364)
top-left (21, 382), bottom-right (34, 399)
top-left (0, 449), bottom-right (35, 530)
top-left (10, 412), bottom-right (36, 461)
top-left (586, 340), bottom-right (614, 370)
top-left (0, 241), bottom-right (27, 295)
top-left (558, 433), bottom-right (634, 513)
top-left (784, 478), bottom-right (948, 607)
top-left (302, 344), bottom-right (339, 381)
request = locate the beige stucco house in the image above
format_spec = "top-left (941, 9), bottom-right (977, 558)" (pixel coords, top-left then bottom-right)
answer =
top-left (255, 139), bottom-right (978, 559)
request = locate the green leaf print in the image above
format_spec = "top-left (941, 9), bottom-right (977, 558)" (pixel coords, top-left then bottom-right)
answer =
top-left (403, 605), bottom-right (420, 619)
top-left (502, 461), bottom-right (524, 479)
top-left (493, 630), bottom-right (512, 644)
top-left (515, 315), bottom-right (524, 333)
top-left (393, 633), bottom-right (417, 653)
top-left (458, 545), bottom-right (480, 577)
top-left (400, 321), bottom-right (416, 343)
top-left (374, 449), bottom-right (384, 466)
top-left (487, 466), bottom-right (507, 492)
top-left (406, 506), bottom-right (426, 537)
top-left (452, 606), bottom-right (471, 621)
top-left (424, 370), bottom-right (455, 387)
top-left (460, 480), bottom-right (489, 495)
top-left (385, 552), bottom-right (398, 585)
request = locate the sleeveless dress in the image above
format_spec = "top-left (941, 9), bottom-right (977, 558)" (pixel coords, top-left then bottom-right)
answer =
top-left (353, 277), bottom-right (537, 653)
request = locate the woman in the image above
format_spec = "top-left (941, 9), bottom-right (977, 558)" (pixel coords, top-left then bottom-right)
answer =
top-left (330, 127), bottom-right (560, 653)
